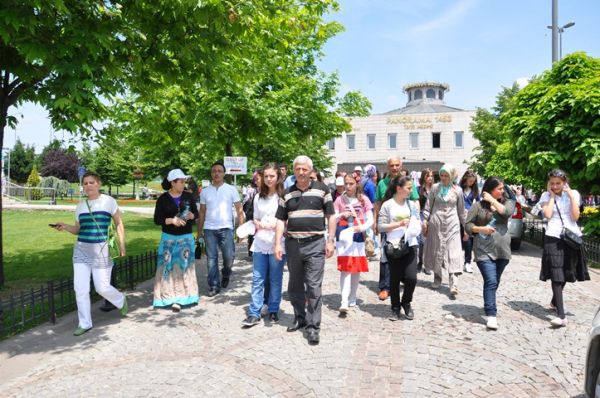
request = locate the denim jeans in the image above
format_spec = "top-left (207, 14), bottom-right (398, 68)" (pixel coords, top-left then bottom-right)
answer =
top-left (204, 228), bottom-right (235, 291)
top-left (476, 258), bottom-right (509, 316)
top-left (249, 252), bottom-right (285, 318)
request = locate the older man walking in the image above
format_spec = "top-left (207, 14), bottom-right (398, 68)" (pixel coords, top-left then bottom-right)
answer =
top-left (275, 155), bottom-right (336, 345)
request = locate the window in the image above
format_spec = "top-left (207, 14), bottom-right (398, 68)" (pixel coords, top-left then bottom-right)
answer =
top-left (426, 88), bottom-right (435, 99)
top-left (408, 91), bottom-right (412, 101)
top-left (409, 132), bottom-right (419, 149)
top-left (432, 132), bottom-right (441, 149)
top-left (326, 139), bottom-right (335, 150)
top-left (367, 134), bottom-right (376, 150)
top-left (388, 133), bottom-right (397, 149)
top-left (454, 131), bottom-right (464, 148)
top-left (346, 134), bottom-right (355, 150)
top-left (439, 90), bottom-right (444, 100)
top-left (414, 90), bottom-right (423, 100)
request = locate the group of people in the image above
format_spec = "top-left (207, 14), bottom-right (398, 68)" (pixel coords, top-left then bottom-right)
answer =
top-left (52, 156), bottom-right (590, 341)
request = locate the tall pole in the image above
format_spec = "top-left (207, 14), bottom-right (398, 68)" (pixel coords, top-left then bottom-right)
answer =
top-left (552, 0), bottom-right (559, 63)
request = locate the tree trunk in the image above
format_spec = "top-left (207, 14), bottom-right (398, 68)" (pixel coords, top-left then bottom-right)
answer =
top-left (0, 104), bottom-right (7, 287)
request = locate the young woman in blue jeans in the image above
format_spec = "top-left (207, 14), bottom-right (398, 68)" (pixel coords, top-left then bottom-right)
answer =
top-left (465, 176), bottom-right (515, 330)
top-left (242, 163), bottom-right (286, 327)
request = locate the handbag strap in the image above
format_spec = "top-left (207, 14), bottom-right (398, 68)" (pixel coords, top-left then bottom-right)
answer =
top-left (85, 199), bottom-right (109, 241)
top-left (553, 197), bottom-right (565, 227)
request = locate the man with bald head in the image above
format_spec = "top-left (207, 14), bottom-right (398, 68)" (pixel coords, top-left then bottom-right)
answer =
top-left (373, 156), bottom-right (420, 300)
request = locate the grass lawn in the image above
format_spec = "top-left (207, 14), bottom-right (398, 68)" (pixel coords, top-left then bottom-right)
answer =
top-left (1, 209), bottom-right (161, 298)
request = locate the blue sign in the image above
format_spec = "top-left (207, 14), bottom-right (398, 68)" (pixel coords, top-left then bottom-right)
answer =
top-left (78, 166), bottom-right (86, 179)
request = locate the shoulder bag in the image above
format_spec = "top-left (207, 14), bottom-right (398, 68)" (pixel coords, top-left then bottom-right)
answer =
top-left (554, 197), bottom-right (582, 249)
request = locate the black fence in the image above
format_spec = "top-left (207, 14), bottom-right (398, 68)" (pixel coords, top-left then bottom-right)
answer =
top-left (523, 219), bottom-right (600, 267)
top-left (0, 250), bottom-right (157, 339)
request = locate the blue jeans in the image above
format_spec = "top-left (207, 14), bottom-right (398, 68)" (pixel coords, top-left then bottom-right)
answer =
top-left (476, 258), bottom-right (509, 316)
top-left (205, 228), bottom-right (235, 291)
top-left (249, 252), bottom-right (285, 318)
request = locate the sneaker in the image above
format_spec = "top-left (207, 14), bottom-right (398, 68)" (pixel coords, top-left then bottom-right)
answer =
top-left (242, 316), bottom-right (260, 327)
top-left (486, 316), bottom-right (498, 330)
top-left (221, 277), bottom-right (230, 289)
top-left (73, 326), bottom-right (92, 336)
top-left (339, 304), bottom-right (349, 314)
top-left (120, 295), bottom-right (128, 316)
top-left (389, 308), bottom-right (401, 321)
top-left (423, 269), bottom-right (432, 275)
top-left (269, 313), bottom-right (279, 323)
top-left (450, 286), bottom-right (459, 296)
top-left (348, 301), bottom-right (357, 308)
top-left (172, 303), bottom-right (181, 312)
top-left (378, 290), bottom-right (389, 301)
top-left (207, 289), bottom-right (219, 297)
top-left (464, 263), bottom-right (473, 273)
top-left (431, 278), bottom-right (441, 289)
top-left (260, 304), bottom-right (269, 317)
top-left (550, 317), bottom-right (568, 327)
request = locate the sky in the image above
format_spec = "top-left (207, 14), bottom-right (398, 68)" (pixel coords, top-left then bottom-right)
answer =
top-left (5, 0), bottom-right (600, 153)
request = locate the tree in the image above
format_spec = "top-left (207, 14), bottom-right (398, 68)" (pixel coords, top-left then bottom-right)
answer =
top-left (8, 139), bottom-right (35, 183)
top-left (504, 52), bottom-right (600, 194)
top-left (26, 165), bottom-right (41, 200)
top-left (40, 147), bottom-right (79, 182)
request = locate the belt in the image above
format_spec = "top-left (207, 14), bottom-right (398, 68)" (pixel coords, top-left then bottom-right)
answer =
top-left (288, 235), bottom-right (324, 243)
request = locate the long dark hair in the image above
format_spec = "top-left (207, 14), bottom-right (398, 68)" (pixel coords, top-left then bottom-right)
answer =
top-left (480, 176), bottom-right (512, 211)
top-left (419, 168), bottom-right (433, 196)
top-left (459, 170), bottom-right (479, 199)
top-left (259, 162), bottom-right (283, 198)
top-left (383, 176), bottom-right (412, 202)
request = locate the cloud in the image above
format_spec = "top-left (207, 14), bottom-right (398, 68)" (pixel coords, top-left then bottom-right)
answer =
top-left (407, 0), bottom-right (478, 37)
top-left (515, 77), bottom-right (529, 88)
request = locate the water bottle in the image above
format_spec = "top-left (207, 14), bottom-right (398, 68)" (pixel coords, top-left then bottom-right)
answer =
top-left (480, 216), bottom-right (496, 240)
top-left (179, 202), bottom-right (190, 220)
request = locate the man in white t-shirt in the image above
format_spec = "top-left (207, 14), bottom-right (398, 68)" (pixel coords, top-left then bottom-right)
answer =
top-left (198, 161), bottom-right (245, 296)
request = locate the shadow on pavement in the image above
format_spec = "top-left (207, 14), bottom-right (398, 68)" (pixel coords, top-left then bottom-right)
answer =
top-left (506, 300), bottom-right (553, 322)
top-left (442, 304), bottom-right (486, 325)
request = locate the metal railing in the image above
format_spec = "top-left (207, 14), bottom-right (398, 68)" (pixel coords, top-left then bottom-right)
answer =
top-left (523, 219), bottom-right (600, 267)
top-left (0, 250), bottom-right (157, 339)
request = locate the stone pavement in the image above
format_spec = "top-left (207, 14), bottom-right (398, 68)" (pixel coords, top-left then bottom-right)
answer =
top-left (0, 242), bottom-right (598, 397)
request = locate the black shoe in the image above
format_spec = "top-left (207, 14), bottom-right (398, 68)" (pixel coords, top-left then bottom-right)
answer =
top-left (287, 318), bottom-right (307, 332)
top-left (221, 277), bottom-right (230, 289)
top-left (307, 329), bottom-right (320, 345)
top-left (402, 303), bottom-right (414, 320)
top-left (269, 312), bottom-right (279, 323)
top-left (207, 289), bottom-right (219, 297)
top-left (99, 300), bottom-right (117, 312)
top-left (242, 316), bottom-right (260, 327)
top-left (389, 308), bottom-right (401, 321)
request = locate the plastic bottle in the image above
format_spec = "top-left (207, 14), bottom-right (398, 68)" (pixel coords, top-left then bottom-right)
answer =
top-left (480, 216), bottom-right (496, 240)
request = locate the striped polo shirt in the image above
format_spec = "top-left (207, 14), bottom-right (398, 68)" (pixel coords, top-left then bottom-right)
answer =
top-left (275, 180), bottom-right (334, 239)
top-left (76, 195), bottom-right (118, 244)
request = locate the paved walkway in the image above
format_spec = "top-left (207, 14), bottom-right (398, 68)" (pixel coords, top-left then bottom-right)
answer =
top-left (0, 243), bottom-right (598, 397)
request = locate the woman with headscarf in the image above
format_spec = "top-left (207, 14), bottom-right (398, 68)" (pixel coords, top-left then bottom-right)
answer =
top-left (153, 168), bottom-right (200, 312)
top-left (362, 164), bottom-right (377, 204)
top-left (422, 164), bottom-right (467, 296)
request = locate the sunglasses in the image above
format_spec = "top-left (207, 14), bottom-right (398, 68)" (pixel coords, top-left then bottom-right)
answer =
top-left (548, 170), bottom-right (566, 178)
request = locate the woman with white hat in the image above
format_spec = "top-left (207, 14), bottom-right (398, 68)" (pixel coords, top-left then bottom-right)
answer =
top-left (153, 168), bottom-right (199, 312)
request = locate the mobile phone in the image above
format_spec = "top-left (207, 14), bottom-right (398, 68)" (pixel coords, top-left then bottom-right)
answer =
top-left (49, 223), bottom-right (58, 228)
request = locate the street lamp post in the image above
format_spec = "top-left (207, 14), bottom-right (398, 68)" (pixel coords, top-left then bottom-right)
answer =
top-left (548, 22), bottom-right (575, 61)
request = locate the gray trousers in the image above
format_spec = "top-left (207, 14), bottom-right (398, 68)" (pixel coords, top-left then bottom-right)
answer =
top-left (285, 237), bottom-right (325, 331)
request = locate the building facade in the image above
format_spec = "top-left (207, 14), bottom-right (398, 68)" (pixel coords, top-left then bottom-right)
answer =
top-left (326, 82), bottom-right (478, 177)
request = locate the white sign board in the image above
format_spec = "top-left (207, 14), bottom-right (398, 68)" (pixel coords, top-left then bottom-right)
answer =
top-left (224, 156), bottom-right (247, 175)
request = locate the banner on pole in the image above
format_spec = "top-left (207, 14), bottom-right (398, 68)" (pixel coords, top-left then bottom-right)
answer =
top-left (224, 156), bottom-right (247, 175)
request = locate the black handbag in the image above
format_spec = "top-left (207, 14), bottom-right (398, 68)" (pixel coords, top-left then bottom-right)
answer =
top-left (554, 198), bottom-right (583, 249)
top-left (195, 240), bottom-right (204, 259)
top-left (384, 237), bottom-right (410, 259)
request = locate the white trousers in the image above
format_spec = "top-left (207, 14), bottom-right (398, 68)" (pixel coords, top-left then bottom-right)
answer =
top-left (74, 263), bottom-right (125, 329)
top-left (340, 272), bottom-right (360, 307)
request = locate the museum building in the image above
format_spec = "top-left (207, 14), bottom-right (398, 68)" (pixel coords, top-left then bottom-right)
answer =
top-left (326, 82), bottom-right (478, 177)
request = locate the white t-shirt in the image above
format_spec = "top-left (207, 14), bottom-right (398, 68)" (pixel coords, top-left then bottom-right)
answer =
top-left (538, 190), bottom-right (582, 238)
top-left (250, 193), bottom-right (284, 254)
top-left (200, 183), bottom-right (241, 230)
top-left (75, 194), bottom-right (118, 221)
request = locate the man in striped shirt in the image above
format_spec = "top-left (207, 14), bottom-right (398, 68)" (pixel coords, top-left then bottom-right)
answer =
top-left (275, 155), bottom-right (336, 345)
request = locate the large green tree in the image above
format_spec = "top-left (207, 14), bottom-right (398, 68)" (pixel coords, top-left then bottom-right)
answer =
top-left (8, 139), bottom-right (35, 183)
top-left (504, 52), bottom-right (600, 193)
